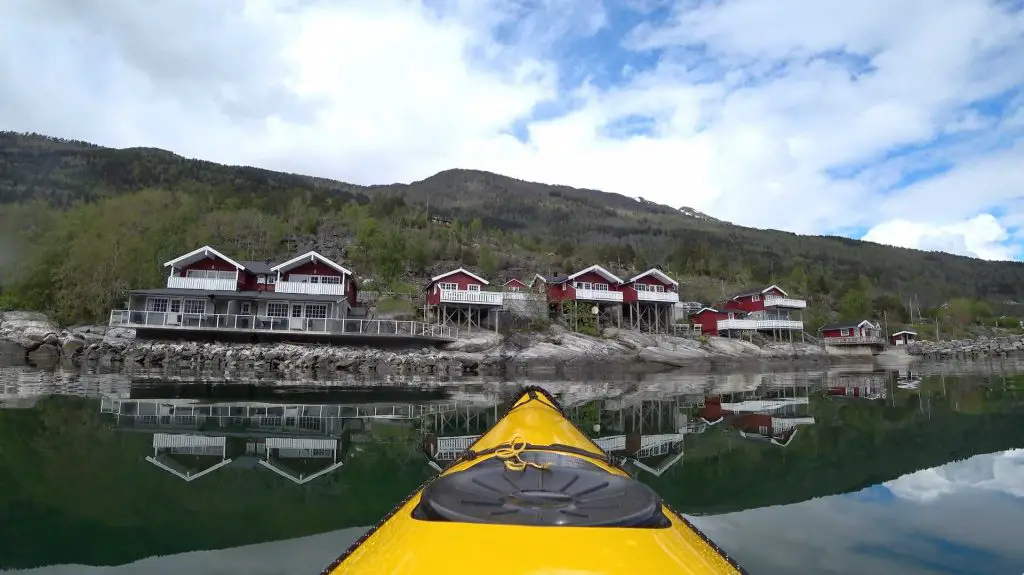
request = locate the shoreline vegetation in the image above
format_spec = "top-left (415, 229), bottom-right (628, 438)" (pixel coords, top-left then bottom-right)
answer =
top-left (11, 308), bottom-right (1020, 377)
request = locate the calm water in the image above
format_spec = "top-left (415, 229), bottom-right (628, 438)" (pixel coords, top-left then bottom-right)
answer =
top-left (1, 361), bottom-right (1023, 575)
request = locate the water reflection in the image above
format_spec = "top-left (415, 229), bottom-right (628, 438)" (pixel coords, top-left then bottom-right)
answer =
top-left (2, 362), bottom-right (1023, 574)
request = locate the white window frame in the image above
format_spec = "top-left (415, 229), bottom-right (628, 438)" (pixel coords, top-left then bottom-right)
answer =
top-left (183, 298), bottom-right (206, 315)
top-left (751, 294), bottom-right (760, 301)
top-left (239, 302), bottom-right (251, 315)
top-left (169, 299), bottom-right (181, 313)
top-left (291, 304), bottom-right (303, 318)
top-left (840, 328), bottom-right (851, 336)
top-left (266, 302), bottom-right (289, 317)
top-left (305, 304), bottom-right (328, 319)
top-left (574, 281), bottom-right (592, 290)
top-left (508, 286), bottom-right (521, 292)
top-left (186, 269), bottom-right (235, 280)
top-left (145, 298), bottom-right (169, 312)
top-left (467, 284), bottom-right (481, 292)
top-left (758, 425), bottom-right (769, 435)
top-left (592, 283), bottom-right (609, 291)
top-left (438, 282), bottom-right (459, 291)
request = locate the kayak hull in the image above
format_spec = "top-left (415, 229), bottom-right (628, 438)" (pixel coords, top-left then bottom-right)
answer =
top-left (323, 387), bottom-right (745, 575)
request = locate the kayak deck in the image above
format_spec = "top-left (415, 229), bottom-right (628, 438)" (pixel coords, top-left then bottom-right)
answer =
top-left (323, 387), bottom-right (745, 575)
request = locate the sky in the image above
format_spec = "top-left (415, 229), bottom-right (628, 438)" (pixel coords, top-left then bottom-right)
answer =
top-left (0, 0), bottom-right (1022, 261)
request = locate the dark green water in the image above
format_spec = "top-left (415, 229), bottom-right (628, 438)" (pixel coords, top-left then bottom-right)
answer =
top-left (1, 362), bottom-right (1022, 574)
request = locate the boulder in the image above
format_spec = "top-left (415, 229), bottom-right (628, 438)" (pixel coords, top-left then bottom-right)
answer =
top-left (0, 310), bottom-right (59, 350)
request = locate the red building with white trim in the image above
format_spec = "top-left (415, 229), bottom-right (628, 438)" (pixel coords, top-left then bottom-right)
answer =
top-left (620, 268), bottom-right (680, 333)
top-left (109, 246), bottom-right (454, 342)
top-left (819, 320), bottom-right (884, 350)
top-left (716, 284), bottom-right (806, 339)
top-left (424, 268), bottom-right (503, 330)
top-left (532, 265), bottom-right (625, 329)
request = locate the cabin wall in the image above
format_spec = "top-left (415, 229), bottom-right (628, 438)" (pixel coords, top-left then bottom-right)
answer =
top-left (282, 260), bottom-right (344, 280)
top-left (426, 271), bottom-right (488, 305)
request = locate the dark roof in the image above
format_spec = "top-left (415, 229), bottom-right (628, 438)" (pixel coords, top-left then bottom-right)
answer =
top-left (237, 260), bottom-right (275, 274)
top-left (129, 288), bottom-right (344, 303)
top-left (819, 320), bottom-right (874, 331)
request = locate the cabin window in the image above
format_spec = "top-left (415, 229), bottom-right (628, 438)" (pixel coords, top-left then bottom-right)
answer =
top-left (258, 274), bottom-right (276, 284)
top-left (508, 286), bottom-right (520, 292)
top-left (636, 284), bottom-right (648, 291)
top-left (291, 304), bottom-right (303, 318)
top-left (289, 274), bottom-right (342, 284)
top-left (183, 299), bottom-right (206, 315)
top-left (439, 282), bottom-right (459, 291)
top-left (186, 269), bottom-right (235, 280)
top-left (305, 304), bottom-right (328, 319)
top-left (593, 283), bottom-right (609, 291)
top-left (751, 294), bottom-right (760, 301)
top-left (758, 425), bottom-right (769, 435)
top-left (169, 299), bottom-right (181, 313)
top-left (239, 302), bottom-right (251, 315)
top-left (467, 284), bottom-right (481, 292)
top-left (145, 298), bottom-right (169, 313)
top-left (840, 328), bottom-right (851, 336)
top-left (574, 281), bottom-right (591, 290)
top-left (266, 302), bottom-right (289, 317)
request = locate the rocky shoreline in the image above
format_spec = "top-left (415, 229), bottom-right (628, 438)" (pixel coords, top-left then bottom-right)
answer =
top-left (0, 310), bottom-right (845, 375)
top-left (906, 333), bottom-right (1024, 359)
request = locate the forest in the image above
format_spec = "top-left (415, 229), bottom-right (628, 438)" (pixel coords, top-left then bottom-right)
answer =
top-left (2, 131), bottom-right (1023, 329)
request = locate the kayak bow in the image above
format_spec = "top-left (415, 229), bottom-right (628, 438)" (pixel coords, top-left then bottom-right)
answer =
top-left (322, 386), bottom-right (746, 574)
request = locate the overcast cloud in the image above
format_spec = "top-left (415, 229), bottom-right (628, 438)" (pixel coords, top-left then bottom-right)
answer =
top-left (1, 0), bottom-right (1022, 260)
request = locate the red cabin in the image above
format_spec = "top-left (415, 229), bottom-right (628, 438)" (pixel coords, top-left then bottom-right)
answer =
top-left (115, 246), bottom-right (360, 339)
top-left (539, 265), bottom-right (624, 304)
top-left (424, 268), bottom-right (502, 331)
top-left (270, 251), bottom-right (357, 307)
top-left (723, 285), bottom-right (806, 313)
top-left (689, 307), bottom-right (746, 337)
top-left (819, 320), bottom-right (883, 346)
top-left (502, 278), bottom-right (527, 292)
top-left (620, 268), bottom-right (679, 303)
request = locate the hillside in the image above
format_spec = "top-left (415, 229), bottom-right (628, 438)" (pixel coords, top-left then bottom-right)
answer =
top-left (2, 131), bottom-right (1023, 326)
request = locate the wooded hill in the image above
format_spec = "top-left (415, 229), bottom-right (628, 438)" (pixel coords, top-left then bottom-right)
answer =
top-left (2, 131), bottom-right (1023, 326)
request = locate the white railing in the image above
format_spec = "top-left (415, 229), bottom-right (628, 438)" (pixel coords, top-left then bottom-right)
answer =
top-left (275, 281), bottom-right (345, 296)
top-left (574, 288), bottom-right (624, 302)
top-left (166, 276), bottom-right (237, 291)
top-left (109, 310), bottom-right (458, 340)
top-left (763, 296), bottom-right (807, 309)
top-left (717, 319), bottom-right (803, 330)
top-left (435, 435), bottom-right (481, 460)
top-left (823, 335), bottom-right (885, 345)
top-left (637, 291), bottom-right (680, 303)
top-left (439, 289), bottom-right (504, 305)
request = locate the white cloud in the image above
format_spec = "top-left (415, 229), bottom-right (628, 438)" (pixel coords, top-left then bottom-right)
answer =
top-left (862, 214), bottom-right (1017, 261)
top-left (885, 449), bottom-right (1024, 502)
top-left (0, 0), bottom-right (1022, 258)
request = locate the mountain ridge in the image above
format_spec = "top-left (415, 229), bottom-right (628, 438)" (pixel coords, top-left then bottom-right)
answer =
top-left (2, 130), bottom-right (1023, 326)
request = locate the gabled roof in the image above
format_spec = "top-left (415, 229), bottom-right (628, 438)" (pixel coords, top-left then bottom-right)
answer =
top-left (503, 278), bottom-right (526, 286)
top-left (691, 307), bottom-right (721, 316)
top-left (819, 319), bottom-right (879, 331)
top-left (627, 268), bottom-right (679, 286)
top-left (430, 268), bottom-right (489, 285)
top-left (567, 264), bottom-right (623, 284)
top-left (271, 251), bottom-right (352, 276)
top-left (891, 330), bottom-right (918, 336)
top-left (731, 284), bottom-right (789, 299)
top-left (164, 246), bottom-right (245, 270)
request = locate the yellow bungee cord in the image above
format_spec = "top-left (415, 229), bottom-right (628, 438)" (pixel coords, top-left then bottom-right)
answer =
top-left (494, 435), bottom-right (552, 472)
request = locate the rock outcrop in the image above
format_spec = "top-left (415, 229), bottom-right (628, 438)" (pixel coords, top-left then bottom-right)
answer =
top-left (907, 334), bottom-right (1024, 359)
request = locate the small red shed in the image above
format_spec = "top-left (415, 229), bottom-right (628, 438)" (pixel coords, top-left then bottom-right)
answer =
top-left (890, 330), bottom-right (917, 346)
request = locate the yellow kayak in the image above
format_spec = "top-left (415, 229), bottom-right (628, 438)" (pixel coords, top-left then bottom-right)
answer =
top-left (322, 386), bottom-right (746, 574)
